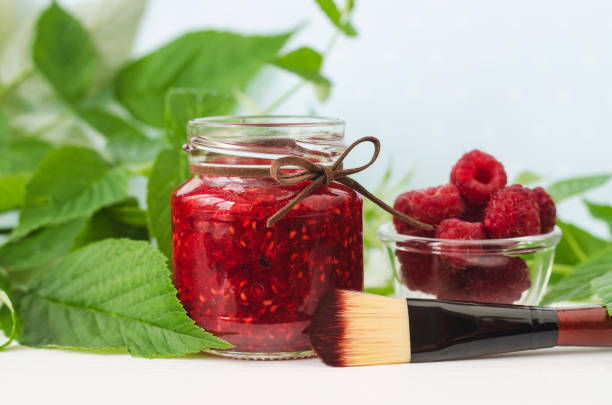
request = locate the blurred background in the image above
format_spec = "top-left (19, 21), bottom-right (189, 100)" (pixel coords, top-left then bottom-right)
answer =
top-left (2, 0), bottom-right (612, 236)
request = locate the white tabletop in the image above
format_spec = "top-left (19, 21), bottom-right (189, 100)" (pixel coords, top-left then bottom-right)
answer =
top-left (1, 341), bottom-right (609, 405)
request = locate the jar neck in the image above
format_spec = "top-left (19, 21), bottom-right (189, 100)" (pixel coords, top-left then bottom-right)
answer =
top-left (185, 116), bottom-right (346, 169)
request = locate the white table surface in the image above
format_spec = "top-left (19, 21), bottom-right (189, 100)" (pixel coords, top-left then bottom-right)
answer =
top-left (1, 342), bottom-right (610, 405)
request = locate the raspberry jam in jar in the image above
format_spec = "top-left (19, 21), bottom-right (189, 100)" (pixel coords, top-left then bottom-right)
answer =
top-left (171, 116), bottom-right (363, 359)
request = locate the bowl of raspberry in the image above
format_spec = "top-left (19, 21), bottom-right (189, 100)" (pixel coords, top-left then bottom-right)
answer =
top-left (378, 150), bottom-right (562, 305)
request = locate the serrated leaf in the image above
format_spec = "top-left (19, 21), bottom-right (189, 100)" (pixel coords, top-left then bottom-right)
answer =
top-left (114, 31), bottom-right (291, 127)
top-left (165, 88), bottom-right (234, 149)
top-left (585, 201), bottom-right (612, 235)
top-left (0, 138), bottom-right (53, 174)
top-left (513, 171), bottom-right (542, 185)
top-left (542, 246), bottom-right (612, 305)
top-left (0, 173), bottom-right (30, 213)
top-left (554, 220), bottom-right (610, 266)
top-left (0, 138), bottom-right (53, 212)
top-left (72, 200), bottom-right (149, 250)
top-left (0, 271), bottom-right (17, 350)
top-left (147, 149), bottom-right (190, 258)
top-left (10, 146), bottom-right (129, 240)
top-left (33, 3), bottom-right (97, 103)
top-left (273, 47), bottom-right (331, 88)
top-left (16, 239), bottom-right (231, 356)
top-left (0, 218), bottom-right (86, 273)
top-left (592, 272), bottom-right (612, 315)
top-left (547, 174), bottom-right (612, 203)
top-left (315, 0), bottom-right (357, 36)
top-left (72, 0), bottom-right (148, 86)
top-left (79, 107), bottom-right (162, 164)
top-left (0, 287), bottom-right (17, 350)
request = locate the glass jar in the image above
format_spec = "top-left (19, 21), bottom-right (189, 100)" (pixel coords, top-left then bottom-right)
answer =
top-left (378, 223), bottom-right (562, 305)
top-left (171, 116), bottom-right (364, 360)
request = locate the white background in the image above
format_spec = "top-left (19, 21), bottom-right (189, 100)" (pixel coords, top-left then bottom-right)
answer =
top-left (1, 1), bottom-right (612, 403)
top-left (1, 344), bottom-right (611, 405)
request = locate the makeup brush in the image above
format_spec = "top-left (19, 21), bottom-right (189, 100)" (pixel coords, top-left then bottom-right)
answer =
top-left (308, 289), bottom-right (612, 367)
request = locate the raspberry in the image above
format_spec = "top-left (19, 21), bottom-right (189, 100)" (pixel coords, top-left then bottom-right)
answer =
top-left (393, 184), bottom-right (465, 236)
top-left (437, 257), bottom-right (531, 304)
top-left (435, 219), bottom-right (486, 269)
top-left (532, 187), bottom-right (556, 233)
top-left (450, 150), bottom-right (507, 205)
top-left (436, 218), bottom-right (486, 240)
top-left (483, 185), bottom-right (541, 238)
top-left (396, 249), bottom-right (440, 295)
top-left (461, 203), bottom-right (485, 222)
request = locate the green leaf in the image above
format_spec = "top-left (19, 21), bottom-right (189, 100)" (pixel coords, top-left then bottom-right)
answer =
top-left (0, 218), bottom-right (86, 273)
top-left (364, 283), bottom-right (394, 296)
top-left (542, 246), bottom-right (612, 305)
top-left (165, 88), bottom-right (234, 149)
top-left (554, 220), bottom-right (610, 266)
top-left (585, 200), bottom-right (612, 235)
top-left (0, 272), bottom-right (18, 350)
top-left (513, 171), bottom-right (542, 185)
top-left (0, 287), bottom-right (17, 350)
top-left (147, 149), bottom-right (190, 258)
top-left (547, 174), bottom-right (612, 203)
top-left (114, 31), bottom-right (291, 127)
top-left (273, 47), bottom-right (331, 87)
top-left (33, 3), bottom-right (97, 103)
top-left (10, 146), bottom-right (129, 240)
top-left (0, 139), bottom-right (53, 212)
top-left (0, 173), bottom-right (30, 213)
top-left (0, 138), bottom-right (53, 174)
top-left (79, 107), bottom-right (162, 164)
top-left (16, 239), bottom-right (231, 357)
top-left (315, 0), bottom-right (357, 36)
top-left (72, 200), bottom-right (149, 249)
top-left (592, 271), bottom-right (612, 315)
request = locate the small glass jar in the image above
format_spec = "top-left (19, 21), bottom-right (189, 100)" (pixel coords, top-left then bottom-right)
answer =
top-left (171, 116), bottom-right (364, 360)
top-left (378, 223), bottom-right (562, 305)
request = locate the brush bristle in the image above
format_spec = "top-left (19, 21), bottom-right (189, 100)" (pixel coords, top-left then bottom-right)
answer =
top-left (308, 289), bottom-right (411, 367)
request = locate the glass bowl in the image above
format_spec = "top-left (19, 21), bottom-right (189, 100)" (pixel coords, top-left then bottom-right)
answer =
top-left (377, 223), bottom-right (562, 305)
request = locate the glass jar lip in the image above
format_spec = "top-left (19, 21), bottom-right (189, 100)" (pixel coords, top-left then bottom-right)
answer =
top-left (188, 115), bottom-right (345, 128)
top-left (378, 222), bottom-right (562, 251)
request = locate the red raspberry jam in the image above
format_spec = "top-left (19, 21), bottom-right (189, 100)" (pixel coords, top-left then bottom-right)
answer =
top-left (171, 174), bottom-right (363, 357)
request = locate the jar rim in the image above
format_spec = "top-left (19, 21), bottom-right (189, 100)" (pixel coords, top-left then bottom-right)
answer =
top-left (188, 115), bottom-right (345, 128)
top-left (378, 222), bottom-right (562, 252)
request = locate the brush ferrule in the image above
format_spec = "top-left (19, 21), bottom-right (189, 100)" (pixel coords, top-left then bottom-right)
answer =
top-left (406, 299), bottom-right (559, 363)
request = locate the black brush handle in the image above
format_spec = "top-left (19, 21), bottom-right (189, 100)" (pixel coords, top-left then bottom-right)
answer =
top-left (406, 299), bottom-right (559, 362)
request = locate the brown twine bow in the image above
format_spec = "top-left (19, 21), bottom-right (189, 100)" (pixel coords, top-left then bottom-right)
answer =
top-left (267, 136), bottom-right (433, 229)
top-left (189, 136), bottom-right (434, 230)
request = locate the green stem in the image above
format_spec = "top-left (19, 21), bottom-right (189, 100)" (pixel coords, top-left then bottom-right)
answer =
top-left (262, 81), bottom-right (305, 114)
top-left (551, 263), bottom-right (576, 275)
top-left (0, 70), bottom-right (34, 102)
top-left (263, 30), bottom-right (341, 114)
top-left (27, 109), bottom-right (72, 138)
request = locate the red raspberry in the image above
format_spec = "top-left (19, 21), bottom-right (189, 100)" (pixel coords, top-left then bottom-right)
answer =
top-left (483, 185), bottom-right (541, 238)
top-left (450, 150), bottom-right (507, 206)
top-left (396, 249), bottom-right (440, 295)
top-left (532, 187), bottom-right (556, 233)
top-left (393, 184), bottom-right (465, 236)
top-left (435, 219), bottom-right (486, 269)
top-left (437, 257), bottom-right (531, 304)
top-left (461, 203), bottom-right (485, 222)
